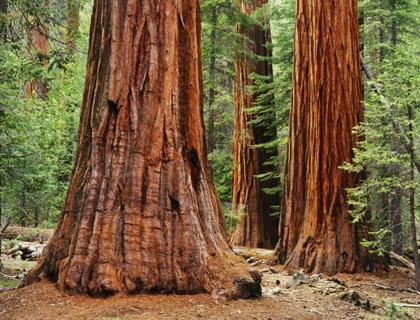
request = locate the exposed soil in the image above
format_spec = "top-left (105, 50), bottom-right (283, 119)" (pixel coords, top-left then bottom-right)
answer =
top-left (1, 228), bottom-right (420, 319)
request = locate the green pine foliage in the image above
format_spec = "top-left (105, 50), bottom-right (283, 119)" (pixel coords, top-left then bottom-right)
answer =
top-left (247, 0), bottom-right (295, 214)
top-left (0, 1), bottom-right (91, 227)
top-left (201, 0), bottom-right (238, 205)
top-left (200, 0), bottom-right (294, 221)
top-left (342, 0), bottom-right (420, 254)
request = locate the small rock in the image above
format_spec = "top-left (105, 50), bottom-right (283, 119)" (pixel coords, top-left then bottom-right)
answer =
top-left (340, 290), bottom-right (360, 302)
top-left (327, 277), bottom-right (347, 287)
top-left (355, 299), bottom-right (371, 310)
top-left (246, 256), bottom-right (259, 264)
top-left (268, 286), bottom-right (282, 295)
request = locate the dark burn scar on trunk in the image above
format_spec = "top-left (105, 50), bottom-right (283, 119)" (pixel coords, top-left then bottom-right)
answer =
top-left (188, 148), bottom-right (201, 188)
top-left (169, 194), bottom-right (180, 211)
top-left (189, 148), bottom-right (199, 167)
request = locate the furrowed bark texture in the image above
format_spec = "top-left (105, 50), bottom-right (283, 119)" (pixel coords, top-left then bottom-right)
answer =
top-left (20, 0), bottom-right (261, 299)
top-left (269, 0), bottom-right (386, 274)
top-left (230, 0), bottom-right (280, 249)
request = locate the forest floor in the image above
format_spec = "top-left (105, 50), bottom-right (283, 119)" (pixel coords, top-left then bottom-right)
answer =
top-left (0, 227), bottom-right (420, 320)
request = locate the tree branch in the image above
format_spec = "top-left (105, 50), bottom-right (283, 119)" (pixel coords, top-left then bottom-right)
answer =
top-left (359, 53), bottom-right (420, 173)
top-left (0, 215), bottom-right (11, 233)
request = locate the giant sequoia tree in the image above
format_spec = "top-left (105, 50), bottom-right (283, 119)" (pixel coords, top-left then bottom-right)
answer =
top-left (230, 0), bottom-right (280, 249)
top-left (20, 0), bottom-right (261, 298)
top-left (269, 0), bottom-right (386, 274)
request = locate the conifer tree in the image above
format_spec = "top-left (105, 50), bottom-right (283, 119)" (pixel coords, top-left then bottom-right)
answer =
top-left (20, 0), bottom-right (262, 298)
top-left (269, 0), bottom-right (387, 275)
top-left (229, 0), bottom-right (280, 249)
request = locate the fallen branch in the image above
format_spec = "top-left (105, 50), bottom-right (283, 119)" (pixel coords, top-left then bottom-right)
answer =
top-left (385, 250), bottom-right (415, 272)
top-left (393, 303), bottom-right (420, 308)
top-left (0, 272), bottom-right (25, 279)
top-left (373, 283), bottom-right (397, 291)
top-left (6, 243), bottom-right (45, 260)
top-left (232, 246), bottom-right (275, 260)
top-left (373, 282), bottom-right (420, 294)
top-left (0, 215), bottom-right (11, 233)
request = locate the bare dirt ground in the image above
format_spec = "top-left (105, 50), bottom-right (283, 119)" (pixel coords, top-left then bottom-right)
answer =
top-left (1, 228), bottom-right (420, 320)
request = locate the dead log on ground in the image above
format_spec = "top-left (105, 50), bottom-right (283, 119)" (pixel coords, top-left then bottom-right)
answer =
top-left (385, 250), bottom-right (415, 272)
top-left (6, 243), bottom-right (45, 261)
top-left (232, 246), bottom-right (275, 260)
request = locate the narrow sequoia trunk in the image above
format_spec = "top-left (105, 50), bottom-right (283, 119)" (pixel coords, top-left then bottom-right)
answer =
top-left (25, 15), bottom-right (49, 100)
top-left (20, 0), bottom-right (261, 298)
top-left (269, 0), bottom-right (386, 274)
top-left (230, 0), bottom-right (279, 249)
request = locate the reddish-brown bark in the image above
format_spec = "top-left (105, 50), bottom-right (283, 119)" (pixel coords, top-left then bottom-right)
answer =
top-left (20, 0), bottom-right (261, 298)
top-left (269, 0), bottom-right (387, 275)
top-left (25, 20), bottom-right (49, 100)
top-left (230, 0), bottom-right (280, 249)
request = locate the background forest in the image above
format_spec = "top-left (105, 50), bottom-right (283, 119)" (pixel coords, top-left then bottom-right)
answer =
top-left (0, 0), bottom-right (419, 259)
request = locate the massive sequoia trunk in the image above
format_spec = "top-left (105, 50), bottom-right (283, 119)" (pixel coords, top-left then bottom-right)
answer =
top-left (20, 0), bottom-right (261, 298)
top-left (269, 0), bottom-right (386, 275)
top-left (229, 0), bottom-right (280, 249)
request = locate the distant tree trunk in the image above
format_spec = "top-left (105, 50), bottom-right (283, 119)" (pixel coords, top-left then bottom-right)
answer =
top-left (0, 0), bottom-right (7, 42)
top-left (269, 0), bottom-right (387, 275)
top-left (378, 0), bottom-right (385, 64)
top-left (20, 187), bottom-right (26, 227)
top-left (206, 5), bottom-right (217, 155)
top-left (65, 0), bottom-right (80, 57)
top-left (389, 0), bottom-right (397, 47)
top-left (0, 0), bottom-right (6, 268)
top-left (384, 0), bottom-right (403, 259)
top-left (408, 106), bottom-right (420, 291)
top-left (20, 0), bottom-right (261, 299)
top-left (34, 206), bottom-right (39, 228)
top-left (389, 136), bottom-right (403, 257)
top-left (25, 15), bottom-right (49, 100)
top-left (230, 0), bottom-right (280, 249)
top-left (0, 0), bottom-right (6, 221)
